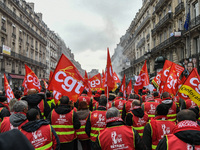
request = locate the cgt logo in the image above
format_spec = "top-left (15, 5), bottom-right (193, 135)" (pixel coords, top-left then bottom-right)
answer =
top-left (135, 73), bottom-right (146, 86)
top-left (54, 70), bottom-right (84, 94)
top-left (6, 87), bottom-right (14, 100)
top-left (190, 77), bottom-right (200, 94)
top-left (89, 79), bottom-right (100, 88)
top-left (27, 74), bottom-right (41, 89)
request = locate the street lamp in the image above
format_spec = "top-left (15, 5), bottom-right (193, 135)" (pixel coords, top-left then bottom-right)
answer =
top-left (144, 51), bottom-right (151, 73)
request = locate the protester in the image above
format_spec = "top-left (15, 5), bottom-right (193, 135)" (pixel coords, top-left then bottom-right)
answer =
top-left (21, 88), bottom-right (51, 119)
top-left (76, 101), bottom-right (91, 150)
top-left (48, 96), bottom-right (80, 150)
top-left (0, 100), bottom-right (28, 132)
top-left (85, 95), bottom-right (107, 149)
top-left (46, 91), bottom-right (55, 110)
top-left (112, 92), bottom-right (126, 116)
top-left (126, 100), bottom-right (149, 138)
top-left (9, 98), bottom-right (18, 114)
top-left (96, 107), bottom-right (145, 150)
top-left (21, 108), bottom-right (60, 150)
top-left (0, 96), bottom-right (10, 122)
top-left (76, 89), bottom-right (91, 109)
top-left (143, 103), bottom-right (176, 150)
top-left (14, 90), bottom-right (23, 100)
top-left (156, 109), bottom-right (200, 149)
top-left (0, 129), bottom-right (35, 150)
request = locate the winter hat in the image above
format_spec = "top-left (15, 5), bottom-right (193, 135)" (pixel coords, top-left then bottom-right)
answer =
top-left (0, 96), bottom-right (7, 102)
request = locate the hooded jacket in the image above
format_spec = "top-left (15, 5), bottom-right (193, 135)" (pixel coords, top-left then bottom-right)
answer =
top-left (21, 119), bottom-right (60, 150)
top-left (10, 113), bottom-right (27, 127)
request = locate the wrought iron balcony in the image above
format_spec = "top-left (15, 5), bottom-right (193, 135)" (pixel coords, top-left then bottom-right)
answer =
top-left (134, 15), bottom-right (151, 36)
top-left (1, 26), bottom-right (6, 32)
top-left (154, 0), bottom-right (168, 14)
top-left (175, 2), bottom-right (185, 16)
top-left (134, 55), bottom-right (146, 64)
top-left (190, 15), bottom-right (200, 29)
top-left (151, 12), bottom-right (173, 34)
top-left (137, 37), bottom-right (145, 49)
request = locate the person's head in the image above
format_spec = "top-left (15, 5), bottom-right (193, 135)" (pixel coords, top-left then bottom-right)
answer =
top-left (99, 95), bottom-right (107, 107)
top-left (14, 90), bottom-right (22, 99)
top-left (46, 92), bottom-right (52, 98)
top-left (145, 94), bottom-right (154, 102)
top-left (161, 92), bottom-right (171, 100)
top-left (0, 90), bottom-right (4, 96)
top-left (82, 89), bottom-right (87, 95)
top-left (177, 109), bottom-right (196, 122)
top-left (0, 96), bottom-right (8, 104)
top-left (59, 96), bottom-right (70, 105)
top-left (106, 107), bottom-right (120, 119)
top-left (132, 100), bottom-right (141, 107)
top-left (27, 89), bottom-right (38, 96)
top-left (117, 92), bottom-right (123, 97)
top-left (129, 94), bottom-right (139, 100)
top-left (9, 98), bottom-right (18, 112)
top-left (153, 92), bottom-right (160, 98)
top-left (189, 107), bottom-right (199, 120)
top-left (155, 103), bottom-right (169, 116)
top-left (78, 101), bottom-right (88, 110)
top-left (13, 100), bottom-right (28, 113)
top-left (26, 108), bottom-right (40, 121)
top-left (187, 62), bottom-right (194, 73)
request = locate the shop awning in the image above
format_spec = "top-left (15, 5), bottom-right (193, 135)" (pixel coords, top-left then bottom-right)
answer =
top-left (9, 74), bottom-right (25, 79)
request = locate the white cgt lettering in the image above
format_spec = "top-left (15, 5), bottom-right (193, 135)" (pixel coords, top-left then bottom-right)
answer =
top-left (190, 78), bottom-right (200, 94)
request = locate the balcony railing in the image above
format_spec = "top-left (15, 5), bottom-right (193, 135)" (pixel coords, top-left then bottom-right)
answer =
top-left (151, 12), bottom-right (173, 35)
top-left (0, 2), bottom-right (47, 45)
top-left (1, 26), bottom-right (6, 32)
top-left (175, 2), bottom-right (185, 16)
top-left (134, 55), bottom-right (146, 64)
top-left (134, 15), bottom-right (151, 36)
top-left (137, 37), bottom-right (145, 49)
top-left (190, 15), bottom-right (200, 29)
top-left (154, 0), bottom-right (168, 14)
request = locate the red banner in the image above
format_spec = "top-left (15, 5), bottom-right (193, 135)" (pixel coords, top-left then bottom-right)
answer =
top-left (84, 71), bottom-right (92, 96)
top-left (126, 79), bottom-right (132, 96)
top-left (152, 70), bottom-right (162, 89)
top-left (113, 72), bottom-right (121, 83)
top-left (119, 74), bottom-right (126, 98)
top-left (48, 54), bottom-right (85, 104)
top-left (134, 60), bottom-right (149, 93)
top-left (88, 73), bottom-right (102, 91)
top-left (22, 65), bottom-right (41, 95)
top-left (4, 74), bottom-right (14, 103)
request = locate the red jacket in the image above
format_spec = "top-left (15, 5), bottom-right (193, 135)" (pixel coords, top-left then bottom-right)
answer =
top-left (78, 94), bottom-right (91, 108)
top-left (113, 99), bottom-right (126, 115)
top-left (143, 101), bottom-right (159, 119)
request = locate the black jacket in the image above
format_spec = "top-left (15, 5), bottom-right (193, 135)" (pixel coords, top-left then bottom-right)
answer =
top-left (47, 105), bottom-right (81, 130)
top-left (21, 93), bottom-right (51, 119)
top-left (0, 103), bottom-right (10, 120)
top-left (21, 119), bottom-right (60, 150)
top-left (125, 108), bottom-right (145, 126)
top-left (95, 121), bottom-right (145, 150)
top-left (156, 129), bottom-right (200, 150)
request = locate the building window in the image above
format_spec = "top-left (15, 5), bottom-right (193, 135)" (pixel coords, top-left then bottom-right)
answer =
top-left (178, 18), bottom-right (183, 30)
top-left (26, 47), bottom-right (29, 57)
top-left (31, 50), bottom-right (34, 59)
top-left (169, 52), bottom-right (173, 61)
top-left (193, 2), bottom-right (199, 19)
top-left (160, 34), bottom-right (162, 43)
top-left (12, 24), bottom-right (16, 34)
top-left (35, 41), bottom-right (38, 50)
top-left (178, 0), bottom-right (182, 4)
top-left (194, 37), bottom-right (200, 54)
top-left (153, 38), bottom-right (156, 47)
top-left (1, 37), bottom-right (5, 46)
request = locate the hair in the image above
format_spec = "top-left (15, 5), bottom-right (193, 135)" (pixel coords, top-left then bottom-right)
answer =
top-left (118, 92), bottom-right (123, 97)
top-left (156, 103), bottom-right (169, 116)
top-left (46, 92), bottom-right (52, 98)
top-left (189, 107), bottom-right (199, 120)
top-left (78, 101), bottom-right (88, 110)
top-left (177, 109), bottom-right (196, 122)
top-left (59, 96), bottom-right (70, 105)
top-left (106, 107), bottom-right (120, 119)
top-left (26, 108), bottom-right (40, 121)
top-left (153, 92), bottom-right (159, 98)
top-left (132, 100), bottom-right (141, 106)
top-left (129, 94), bottom-right (139, 100)
top-left (14, 90), bottom-right (22, 99)
top-left (9, 98), bottom-right (18, 112)
top-left (82, 89), bottom-right (87, 95)
top-left (99, 95), bottom-right (107, 106)
top-left (161, 92), bottom-right (171, 99)
top-left (13, 100), bottom-right (28, 112)
top-left (187, 62), bottom-right (194, 68)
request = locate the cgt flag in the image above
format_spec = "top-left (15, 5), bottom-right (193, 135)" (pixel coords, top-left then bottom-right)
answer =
top-left (113, 72), bottom-right (121, 83)
top-left (179, 68), bottom-right (200, 105)
top-left (88, 73), bottom-right (102, 91)
top-left (119, 74), bottom-right (126, 98)
top-left (152, 70), bottom-right (163, 89)
top-left (126, 79), bottom-right (132, 96)
top-left (4, 74), bottom-right (14, 103)
top-left (84, 71), bottom-right (92, 97)
top-left (48, 54), bottom-right (85, 104)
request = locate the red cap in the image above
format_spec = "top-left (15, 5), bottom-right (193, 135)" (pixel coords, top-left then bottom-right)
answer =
top-left (142, 90), bottom-right (147, 94)
top-left (153, 89), bottom-right (157, 91)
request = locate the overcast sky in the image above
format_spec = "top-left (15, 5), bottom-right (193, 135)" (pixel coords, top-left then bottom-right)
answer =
top-left (26, 0), bottom-right (142, 72)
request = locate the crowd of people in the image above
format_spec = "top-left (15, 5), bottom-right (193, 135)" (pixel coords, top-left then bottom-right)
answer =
top-left (0, 86), bottom-right (200, 150)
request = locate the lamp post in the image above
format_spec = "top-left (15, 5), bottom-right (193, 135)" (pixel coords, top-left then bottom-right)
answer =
top-left (144, 51), bottom-right (151, 74)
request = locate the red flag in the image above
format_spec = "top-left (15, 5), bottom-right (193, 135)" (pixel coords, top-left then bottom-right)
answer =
top-left (88, 73), bottom-right (102, 91)
top-left (101, 70), bottom-right (105, 90)
top-left (119, 75), bottom-right (126, 98)
top-left (48, 54), bottom-right (85, 104)
top-left (22, 64), bottom-right (41, 95)
top-left (84, 71), bottom-right (92, 97)
top-left (126, 79), bottom-right (132, 96)
top-left (49, 71), bottom-right (53, 83)
top-left (163, 64), bottom-right (184, 95)
top-left (43, 80), bottom-right (48, 89)
top-left (4, 74), bottom-right (14, 102)
top-left (179, 68), bottom-right (200, 105)
top-left (152, 70), bottom-right (163, 89)
top-left (113, 72), bottom-right (121, 83)
top-left (134, 60), bottom-right (149, 93)
top-left (105, 48), bottom-right (115, 94)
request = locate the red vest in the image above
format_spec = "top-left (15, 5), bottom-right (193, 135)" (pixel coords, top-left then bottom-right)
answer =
top-left (51, 109), bottom-right (75, 143)
top-left (144, 102), bottom-right (159, 119)
top-left (173, 96), bottom-right (180, 108)
top-left (185, 99), bottom-right (197, 109)
top-left (38, 100), bottom-right (45, 119)
top-left (166, 120), bottom-right (200, 150)
top-left (150, 116), bottom-right (176, 150)
top-left (98, 125), bottom-right (135, 150)
top-left (21, 124), bottom-right (53, 150)
top-left (78, 94), bottom-right (91, 108)
top-left (90, 110), bottom-right (107, 142)
top-left (0, 115), bottom-right (28, 133)
top-left (113, 100), bottom-right (126, 115)
top-left (76, 112), bottom-right (91, 141)
top-left (130, 111), bottom-right (148, 138)
top-left (92, 99), bottom-right (98, 110)
top-left (107, 102), bottom-right (113, 109)
top-left (167, 102), bottom-right (177, 122)
top-left (142, 95), bottom-right (147, 102)
top-left (154, 98), bottom-right (162, 104)
top-left (125, 99), bottom-right (134, 115)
